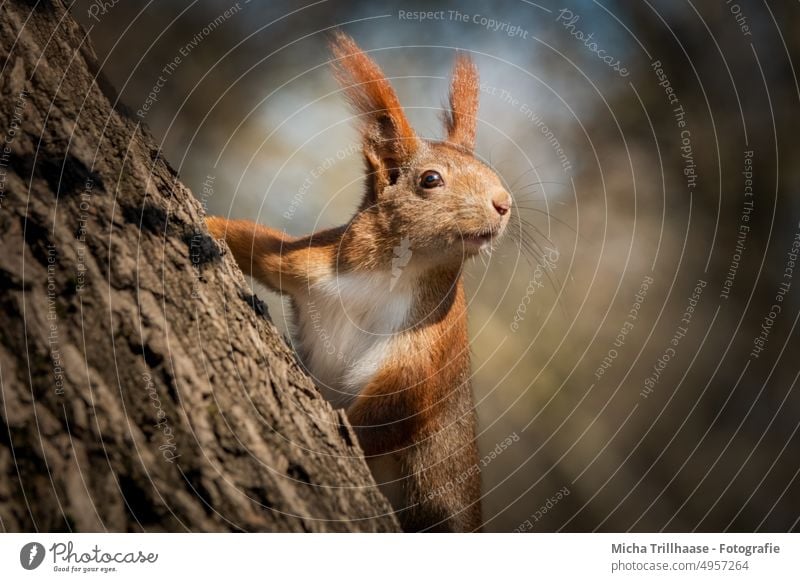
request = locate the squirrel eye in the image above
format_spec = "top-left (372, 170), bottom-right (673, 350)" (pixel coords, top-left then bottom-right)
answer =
top-left (420, 170), bottom-right (444, 189)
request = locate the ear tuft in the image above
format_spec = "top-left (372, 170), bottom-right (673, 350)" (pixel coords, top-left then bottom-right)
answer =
top-left (329, 32), bottom-right (418, 160)
top-left (443, 54), bottom-right (480, 151)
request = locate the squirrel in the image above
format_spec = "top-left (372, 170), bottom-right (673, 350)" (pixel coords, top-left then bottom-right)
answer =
top-left (206, 33), bottom-right (511, 532)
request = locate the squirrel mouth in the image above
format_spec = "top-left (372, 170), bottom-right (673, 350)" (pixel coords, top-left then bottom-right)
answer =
top-left (461, 228), bottom-right (499, 248)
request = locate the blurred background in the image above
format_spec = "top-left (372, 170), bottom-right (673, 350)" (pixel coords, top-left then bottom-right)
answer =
top-left (70, 0), bottom-right (800, 531)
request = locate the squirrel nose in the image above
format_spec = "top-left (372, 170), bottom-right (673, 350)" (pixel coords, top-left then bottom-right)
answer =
top-left (492, 194), bottom-right (511, 216)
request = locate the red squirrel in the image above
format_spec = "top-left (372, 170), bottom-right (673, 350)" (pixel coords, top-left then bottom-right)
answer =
top-left (206, 33), bottom-right (511, 531)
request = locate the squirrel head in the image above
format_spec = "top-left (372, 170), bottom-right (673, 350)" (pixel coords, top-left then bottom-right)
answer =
top-left (330, 33), bottom-right (511, 268)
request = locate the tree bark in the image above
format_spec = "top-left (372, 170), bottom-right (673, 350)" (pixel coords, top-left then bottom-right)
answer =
top-left (0, 0), bottom-right (398, 532)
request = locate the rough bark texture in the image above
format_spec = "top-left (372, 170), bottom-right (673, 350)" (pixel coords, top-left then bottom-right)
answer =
top-left (0, 0), bottom-right (398, 532)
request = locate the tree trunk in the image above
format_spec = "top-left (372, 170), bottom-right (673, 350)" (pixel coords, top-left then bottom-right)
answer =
top-left (0, 0), bottom-right (398, 532)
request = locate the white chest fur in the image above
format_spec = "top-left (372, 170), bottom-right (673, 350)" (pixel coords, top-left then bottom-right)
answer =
top-left (291, 270), bottom-right (415, 408)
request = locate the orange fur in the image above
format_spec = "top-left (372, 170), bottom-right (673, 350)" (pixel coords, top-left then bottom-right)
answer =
top-left (347, 273), bottom-right (481, 530)
top-left (206, 217), bottom-right (341, 295)
top-left (329, 32), bottom-right (419, 159)
top-left (444, 54), bottom-right (480, 150)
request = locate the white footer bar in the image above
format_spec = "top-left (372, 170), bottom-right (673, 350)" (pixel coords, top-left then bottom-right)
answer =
top-left (1, 533), bottom-right (796, 581)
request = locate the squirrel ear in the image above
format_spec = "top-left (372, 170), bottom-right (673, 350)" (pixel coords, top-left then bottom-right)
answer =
top-left (443, 54), bottom-right (479, 151)
top-left (329, 32), bottom-right (420, 173)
